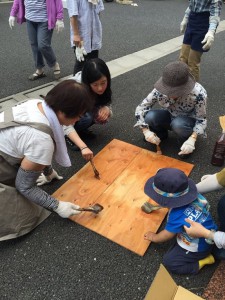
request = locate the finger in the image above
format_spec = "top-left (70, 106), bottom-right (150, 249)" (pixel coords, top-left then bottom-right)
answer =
top-left (56, 175), bottom-right (63, 180)
top-left (37, 182), bottom-right (45, 186)
top-left (185, 218), bottom-right (192, 225)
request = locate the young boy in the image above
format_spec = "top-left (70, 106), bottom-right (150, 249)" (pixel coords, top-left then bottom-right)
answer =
top-left (144, 168), bottom-right (217, 275)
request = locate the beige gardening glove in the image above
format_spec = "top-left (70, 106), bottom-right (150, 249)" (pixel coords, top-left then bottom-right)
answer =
top-left (9, 16), bottom-right (16, 29)
top-left (143, 129), bottom-right (161, 145)
top-left (178, 136), bottom-right (196, 156)
top-left (36, 169), bottom-right (63, 186)
top-left (55, 19), bottom-right (64, 33)
top-left (196, 174), bottom-right (223, 194)
top-left (54, 201), bottom-right (81, 218)
top-left (180, 16), bottom-right (188, 34)
top-left (75, 42), bottom-right (87, 62)
top-left (201, 30), bottom-right (214, 50)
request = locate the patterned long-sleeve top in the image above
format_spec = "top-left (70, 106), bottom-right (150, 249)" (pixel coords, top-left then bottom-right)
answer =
top-left (134, 82), bottom-right (207, 137)
top-left (184, 0), bottom-right (222, 32)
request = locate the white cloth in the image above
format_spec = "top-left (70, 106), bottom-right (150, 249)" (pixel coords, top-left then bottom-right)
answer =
top-left (0, 100), bottom-right (54, 166)
top-left (42, 101), bottom-right (71, 167)
top-left (67, 0), bottom-right (104, 50)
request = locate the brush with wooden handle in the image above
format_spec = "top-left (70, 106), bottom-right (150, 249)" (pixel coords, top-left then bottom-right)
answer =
top-left (156, 144), bottom-right (162, 155)
top-left (90, 159), bottom-right (100, 179)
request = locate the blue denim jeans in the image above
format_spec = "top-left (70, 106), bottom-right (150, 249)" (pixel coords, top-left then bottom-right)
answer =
top-left (26, 20), bottom-right (56, 69)
top-left (144, 110), bottom-right (196, 143)
top-left (218, 195), bottom-right (225, 231)
top-left (74, 112), bottom-right (94, 132)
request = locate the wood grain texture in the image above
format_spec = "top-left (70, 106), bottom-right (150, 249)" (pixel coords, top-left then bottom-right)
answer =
top-left (53, 139), bottom-right (194, 256)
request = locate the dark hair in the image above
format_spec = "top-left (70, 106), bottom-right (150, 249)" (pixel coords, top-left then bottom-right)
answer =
top-left (81, 58), bottom-right (112, 106)
top-left (45, 80), bottom-right (94, 118)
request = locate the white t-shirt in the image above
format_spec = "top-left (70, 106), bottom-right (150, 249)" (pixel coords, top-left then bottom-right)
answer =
top-left (0, 100), bottom-right (54, 165)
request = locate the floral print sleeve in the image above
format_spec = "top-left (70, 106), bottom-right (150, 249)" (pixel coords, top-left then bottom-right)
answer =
top-left (191, 83), bottom-right (207, 136)
top-left (134, 89), bottom-right (160, 128)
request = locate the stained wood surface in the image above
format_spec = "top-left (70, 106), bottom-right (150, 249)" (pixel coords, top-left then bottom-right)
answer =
top-left (53, 139), bottom-right (194, 256)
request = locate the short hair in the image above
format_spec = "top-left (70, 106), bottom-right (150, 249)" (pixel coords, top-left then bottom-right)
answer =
top-left (81, 58), bottom-right (112, 106)
top-left (45, 80), bottom-right (94, 118)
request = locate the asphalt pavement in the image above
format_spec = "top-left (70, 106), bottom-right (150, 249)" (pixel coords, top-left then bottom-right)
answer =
top-left (1, 1), bottom-right (225, 299)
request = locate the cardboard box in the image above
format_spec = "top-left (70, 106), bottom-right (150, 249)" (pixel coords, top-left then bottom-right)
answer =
top-left (144, 264), bottom-right (203, 300)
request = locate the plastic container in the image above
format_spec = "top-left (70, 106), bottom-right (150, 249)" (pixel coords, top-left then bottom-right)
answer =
top-left (211, 131), bottom-right (225, 166)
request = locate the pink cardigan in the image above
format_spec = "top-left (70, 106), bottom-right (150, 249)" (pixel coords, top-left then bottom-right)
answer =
top-left (10, 0), bottom-right (63, 30)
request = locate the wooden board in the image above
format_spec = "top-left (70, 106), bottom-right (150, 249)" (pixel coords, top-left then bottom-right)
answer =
top-left (53, 139), bottom-right (194, 256)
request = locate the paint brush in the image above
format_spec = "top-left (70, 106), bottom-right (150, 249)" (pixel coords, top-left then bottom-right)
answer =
top-left (90, 159), bottom-right (100, 179)
top-left (156, 144), bottom-right (162, 155)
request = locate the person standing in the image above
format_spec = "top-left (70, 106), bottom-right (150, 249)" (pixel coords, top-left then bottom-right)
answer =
top-left (9, 0), bottom-right (64, 81)
top-left (179, 0), bottom-right (222, 82)
top-left (66, 0), bottom-right (104, 76)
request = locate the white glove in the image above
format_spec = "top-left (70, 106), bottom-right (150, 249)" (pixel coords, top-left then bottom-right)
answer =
top-left (36, 169), bottom-right (63, 186)
top-left (178, 136), bottom-right (196, 155)
top-left (54, 201), bottom-right (81, 218)
top-left (180, 16), bottom-right (188, 34)
top-left (9, 16), bottom-right (16, 29)
top-left (75, 45), bottom-right (87, 62)
top-left (196, 174), bottom-right (223, 194)
top-left (201, 30), bottom-right (214, 51)
top-left (143, 129), bottom-right (161, 145)
top-left (55, 19), bottom-right (64, 33)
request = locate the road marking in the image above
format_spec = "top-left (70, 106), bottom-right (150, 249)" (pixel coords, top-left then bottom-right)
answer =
top-left (108, 20), bottom-right (225, 78)
top-left (1, 20), bottom-right (225, 103)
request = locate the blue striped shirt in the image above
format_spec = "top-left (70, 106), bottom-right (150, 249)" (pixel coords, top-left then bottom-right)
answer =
top-left (184, 0), bottom-right (222, 31)
top-left (67, 0), bottom-right (104, 51)
top-left (24, 0), bottom-right (48, 22)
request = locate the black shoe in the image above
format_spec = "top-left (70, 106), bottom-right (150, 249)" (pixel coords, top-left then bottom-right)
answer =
top-left (65, 136), bottom-right (80, 151)
top-left (179, 153), bottom-right (192, 159)
top-left (79, 129), bottom-right (96, 139)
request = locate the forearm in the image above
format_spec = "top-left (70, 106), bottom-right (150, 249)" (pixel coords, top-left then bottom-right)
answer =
top-left (15, 167), bottom-right (59, 210)
top-left (67, 130), bottom-right (87, 150)
top-left (151, 230), bottom-right (175, 243)
top-left (70, 16), bottom-right (79, 36)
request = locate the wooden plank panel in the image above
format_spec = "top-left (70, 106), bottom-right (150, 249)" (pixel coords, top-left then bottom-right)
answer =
top-left (53, 139), bottom-right (194, 256)
top-left (53, 139), bottom-right (141, 205)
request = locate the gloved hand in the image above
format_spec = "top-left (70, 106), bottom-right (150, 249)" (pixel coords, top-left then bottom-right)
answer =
top-left (143, 129), bottom-right (161, 145)
top-left (178, 136), bottom-right (196, 155)
top-left (201, 30), bottom-right (214, 50)
top-left (9, 16), bottom-right (16, 29)
top-left (75, 44), bottom-right (87, 62)
top-left (180, 16), bottom-right (188, 34)
top-left (196, 174), bottom-right (223, 194)
top-left (54, 201), bottom-right (81, 218)
top-left (55, 19), bottom-right (64, 33)
top-left (36, 169), bottom-right (63, 186)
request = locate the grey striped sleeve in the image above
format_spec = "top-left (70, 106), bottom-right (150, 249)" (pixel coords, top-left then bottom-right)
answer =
top-left (15, 167), bottom-right (59, 211)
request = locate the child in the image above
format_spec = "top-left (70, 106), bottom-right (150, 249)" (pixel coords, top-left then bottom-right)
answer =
top-left (64, 58), bottom-right (112, 161)
top-left (143, 168), bottom-right (217, 275)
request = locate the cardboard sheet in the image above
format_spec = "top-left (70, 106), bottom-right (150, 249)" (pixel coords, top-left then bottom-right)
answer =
top-left (53, 139), bottom-right (194, 256)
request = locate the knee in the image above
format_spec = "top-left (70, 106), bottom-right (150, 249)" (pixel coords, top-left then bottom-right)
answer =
top-left (171, 117), bottom-right (193, 138)
top-left (144, 111), bottom-right (158, 126)
top-left (162, 254), bottom-right (176, 274)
